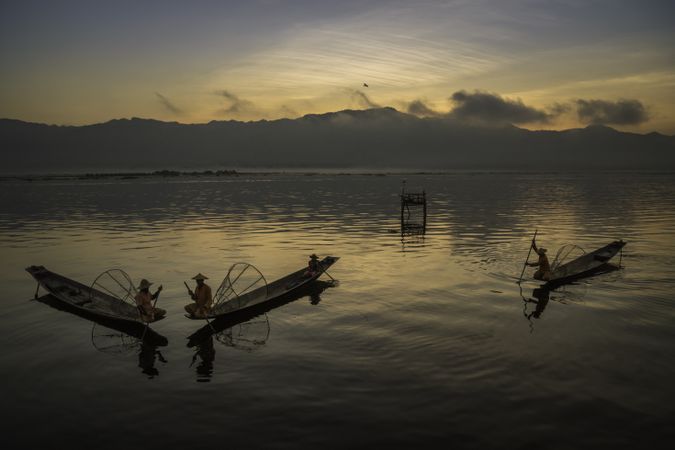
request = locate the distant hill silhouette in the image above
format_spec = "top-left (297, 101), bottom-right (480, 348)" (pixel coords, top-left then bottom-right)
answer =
top-left (1, 107), bottom-right (674, 173)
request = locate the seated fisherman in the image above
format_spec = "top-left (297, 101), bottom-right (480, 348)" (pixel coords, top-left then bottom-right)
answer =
top-left (135, 278), bottom-right (165, 322)
top-left (185, 273), bottom-right (213, 318)
top-left (527, 240), bottom-right (552, 281)
top-left (303, 254), bottom-right (321, 278)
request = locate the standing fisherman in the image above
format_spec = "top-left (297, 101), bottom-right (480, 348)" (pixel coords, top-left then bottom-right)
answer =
top-left (527, 240), bottom-right (552, 281)
top-left (135, 279), bottom-right (165, 322)
top-left (184, 273), bottom-right (213, 318)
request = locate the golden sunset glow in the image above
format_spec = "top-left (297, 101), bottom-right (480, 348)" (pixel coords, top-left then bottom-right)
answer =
top-left (1, 1), bottom-right (673, 133)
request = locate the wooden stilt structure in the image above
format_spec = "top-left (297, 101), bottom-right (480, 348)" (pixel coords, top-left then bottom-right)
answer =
top-left (400, 181), bottom-right (427, 236)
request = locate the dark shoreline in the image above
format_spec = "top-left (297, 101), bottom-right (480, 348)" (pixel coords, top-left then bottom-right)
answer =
top-left (1, 168), bottom-right (674, 182)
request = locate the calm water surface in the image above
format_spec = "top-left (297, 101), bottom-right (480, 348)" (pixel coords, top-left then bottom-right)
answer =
top-left (1, 173), bottom-right (674, 449)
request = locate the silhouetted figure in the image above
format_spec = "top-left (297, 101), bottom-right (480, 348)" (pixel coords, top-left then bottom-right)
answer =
top-left (303, 254), bottom-right (321, 278)
top-left (190, 336), bottom-right (215, 382)
top-left (138, 341), bottom-right (167, 379)
top-left (527, 240), bottom-right (552, 281)
top-left (185, 273), bottom-right (213, 318)
top-left (134, 278), bottom-right (165, 322)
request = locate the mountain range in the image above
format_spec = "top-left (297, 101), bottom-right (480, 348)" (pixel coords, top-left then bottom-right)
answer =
top-left (1, 107), bottom-right (674, 173)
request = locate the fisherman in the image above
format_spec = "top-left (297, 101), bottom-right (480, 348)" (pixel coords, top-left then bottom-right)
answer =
top-left (134, 279), bottom-right (165, 322)
top-left (527, 240), bottom-right (552, 281)
top-left (185, 273), bottom-right (213, 318)
top-left (303, 254), bottom-right (321, 278)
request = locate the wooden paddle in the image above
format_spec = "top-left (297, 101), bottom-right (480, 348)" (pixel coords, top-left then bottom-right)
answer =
top-left (151, 285), bottom-right (163, 308)
top-left (184, 281), bottom-right (194, 298)
top-left (141, 285), bottom-right (162, 332)
top-left (517, 229), bottom-right (538, 284)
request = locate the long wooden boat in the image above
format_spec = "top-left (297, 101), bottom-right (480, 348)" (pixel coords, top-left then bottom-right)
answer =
top-left (187, 279), bottom-right (336, 348)
top-left (192, 256), bottom-right (339, 320)
top-left (26, 265), bottom-right (159, 325)
top-left (35, 293), bottom-right (168, 347)
top-left (545, 240), bottom-right (625, 286)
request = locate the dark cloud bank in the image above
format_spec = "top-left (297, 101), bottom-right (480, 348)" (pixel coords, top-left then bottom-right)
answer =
top-left (406, 91), bottom-right (562, 124)
top-left (1, 107), bottom-right (673, 173)
top-left (449, 90), bottom-right (554, 124)
top-left (575, 99), bottom-right (649, 125)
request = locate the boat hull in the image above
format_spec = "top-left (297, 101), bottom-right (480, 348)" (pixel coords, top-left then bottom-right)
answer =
top-left (545, 240), bottom-right (625, 286)
top-left (26, 265), bottom-right (155, 325)
top-left (35, 293), bottom-right (168, 346)
top-left (187, 279), bottom-right (336, 347)
top-left (196, 256), bottom-right (339, 319)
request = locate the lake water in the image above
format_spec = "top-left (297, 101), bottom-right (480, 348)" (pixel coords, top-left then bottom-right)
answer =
top-left (1, 172), bottom-right (674, 449)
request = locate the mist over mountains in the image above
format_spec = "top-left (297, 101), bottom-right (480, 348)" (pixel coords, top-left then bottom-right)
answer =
top-left (1, 107), bottom-right (673, 173)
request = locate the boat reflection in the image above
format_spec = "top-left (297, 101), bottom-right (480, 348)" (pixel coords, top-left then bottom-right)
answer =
top-left (186, 280), bottom-right (337, 380)
top-left (544, 262), bottom-right (622, 289)
top-left (520, 263), bottom-right (621, 332)
top-left (35, 293), bottom-right (168, 377)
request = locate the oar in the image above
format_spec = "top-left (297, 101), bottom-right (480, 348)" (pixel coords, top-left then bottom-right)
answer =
top-left (184, 281), bottom-right (194, 298)
top-left (141, 284), bottom-right (162, 341)
top-left (517, 229), bottom-right (538, 284)
top-left (151, 285), bottom-right (162, 309)
top-left (322, 269), bottom-right (336, 282)
top-left (139, 285), bottom-right (162, 329)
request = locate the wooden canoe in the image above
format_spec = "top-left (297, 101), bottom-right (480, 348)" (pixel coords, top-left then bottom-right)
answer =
top-left (26, 265), bottom-right (159, 325)
top-left (545, 240), bottom-right (625, 286)
top-left (190, 256), bottom-right (339, 320)
top-left (35, 293), bottom-right (168, 346)
top-left (187, 279), bottom-right (336, 348)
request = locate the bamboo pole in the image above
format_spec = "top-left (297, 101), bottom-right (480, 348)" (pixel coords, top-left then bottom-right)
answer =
top-left (517, 229), bottom-right (538, 284)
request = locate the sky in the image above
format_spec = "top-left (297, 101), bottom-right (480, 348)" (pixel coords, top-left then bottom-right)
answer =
top-left (1, 0), bottom-right (674, 133)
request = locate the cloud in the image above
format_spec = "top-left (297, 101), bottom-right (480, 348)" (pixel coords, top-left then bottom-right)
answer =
top-left (216, 90), bottom-right (257, 116)
top-left (448, 90), bottom-right (553, 125)
top-left (406, 99), bottom-right (442, 118)
top-left (155, 92), bottom-right (183, 115)
top-left (350, 89), bottom-right (380, 109)
top-left (575, 99), bottom-right (648, 125)
top-left (549, 102), bottom-right (572, 116)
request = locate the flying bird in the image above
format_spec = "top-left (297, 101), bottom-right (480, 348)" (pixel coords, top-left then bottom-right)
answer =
top-left (363, 82), bottom-right (369, 88)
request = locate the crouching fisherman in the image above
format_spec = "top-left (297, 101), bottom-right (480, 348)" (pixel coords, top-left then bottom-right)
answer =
top-left (303, 254), bottom-right (321, 278)
top-left (185, 273), bottom-right (213, 318)
top-left (135, 279), bottom-right (166, 322)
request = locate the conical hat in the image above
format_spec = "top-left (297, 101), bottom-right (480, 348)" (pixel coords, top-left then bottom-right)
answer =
top-left (192, 273), bottom-right (208, 280)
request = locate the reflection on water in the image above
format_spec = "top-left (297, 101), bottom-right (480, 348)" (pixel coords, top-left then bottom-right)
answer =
top-left (520, 263), bottom-right (622, 332)
top-left (212, 315), bottom-right (271, 351)
top-left (35, 293), bottom-right (169, 379)
top-left (2, 172), bottom-right (675, 448)
top-left (190, 336), bottom-right (215, 382)
top-left (186, 280), bottom-right (336, 382)
top-left (138, 340), bottom-right (168, 379)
